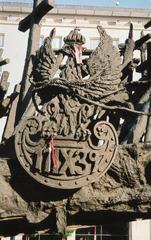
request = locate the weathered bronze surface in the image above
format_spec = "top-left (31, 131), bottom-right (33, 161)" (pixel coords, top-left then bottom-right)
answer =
top-left (0, 49), bottom-right (17, 119)
top-left (14, 26), bottom-right (121, 189)
top-left (1, 0), bottom-right (151, 235)
top-left (15, 116), bottom-right (118, 189)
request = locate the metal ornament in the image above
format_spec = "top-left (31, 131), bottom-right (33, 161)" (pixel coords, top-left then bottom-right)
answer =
top-left (15, 27), bottom-right (120, 189)
top-left (15, 113), bottom-right (118, 189)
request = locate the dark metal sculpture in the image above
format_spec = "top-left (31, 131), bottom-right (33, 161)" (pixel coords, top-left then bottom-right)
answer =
top-left (15, 27), bottom-right (120, 189)
top-left (1, 0), bottom-right (151, 236)
top-left (0, 49), bottom-right (18, 119)
top-left (15, 118), bottom-right (118, 189)
top-left (14, 25), bottom-right (150, 191)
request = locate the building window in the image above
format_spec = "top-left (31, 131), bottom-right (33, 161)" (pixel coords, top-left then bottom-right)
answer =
top-left (40, 36), bottom-right (62, 49)
top-left (52, 36), bottom-right (62, 49)
top-left (0, 34), bottom-right (4, 47)
top-left (0, 41), bottom-right (4, 72)
top-left (75, 223), bottom-right (129, 240)
top-left (90, 38), bottom-right (100, 49)
top-left (39, 35), bottom-right (44, 46)
top-left (90, 37), bottom-right (119, 50)
top-left (100, 223), bottom-right (129, 240)
top-left (113, 38), bottom-right (119, 48)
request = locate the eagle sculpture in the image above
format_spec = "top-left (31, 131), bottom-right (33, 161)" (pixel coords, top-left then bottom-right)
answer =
top-left (31, 26), bottom-right (129, 106)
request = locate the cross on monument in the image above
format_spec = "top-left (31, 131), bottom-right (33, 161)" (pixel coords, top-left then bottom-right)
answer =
top-left (3, 0), bottom-right (54, 140)
top-left (15, 0), bottom-right (54, 124)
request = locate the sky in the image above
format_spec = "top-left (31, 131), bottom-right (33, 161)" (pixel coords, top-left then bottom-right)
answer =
top-left (55, 0), bottom-right (151, 9)
top-left (0, 0), bottom-right (150, 9)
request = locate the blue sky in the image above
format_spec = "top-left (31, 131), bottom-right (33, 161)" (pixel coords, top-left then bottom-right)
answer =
top-left (55, 0), bottom-right (151, 9)
top-left (0, 0), bottom-right (150, 9)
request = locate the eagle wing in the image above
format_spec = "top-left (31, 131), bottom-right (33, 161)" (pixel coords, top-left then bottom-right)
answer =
top-left (85, 26), bottom-right (123, 102)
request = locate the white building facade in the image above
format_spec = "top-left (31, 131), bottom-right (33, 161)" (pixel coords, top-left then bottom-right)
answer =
top-left (0, 2), bottom-right (151, 240)
top-left (1, 3), bottom-right (151, 93)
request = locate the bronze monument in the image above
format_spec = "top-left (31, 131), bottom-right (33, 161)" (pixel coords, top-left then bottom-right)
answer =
top-left (0, 0), bottom-right (151, 237)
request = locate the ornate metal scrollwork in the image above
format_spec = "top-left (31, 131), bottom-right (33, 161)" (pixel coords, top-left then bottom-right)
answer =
top-left (15, 95), bottom-right (118, 189)
top-left (14, 27), bottom-right (121, 189)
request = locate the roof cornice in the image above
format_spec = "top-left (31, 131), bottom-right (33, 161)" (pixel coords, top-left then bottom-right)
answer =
top-left (0, 2), bottom-right (151, 19)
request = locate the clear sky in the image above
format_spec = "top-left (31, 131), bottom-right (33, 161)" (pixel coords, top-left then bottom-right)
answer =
top-left (0, 0), bottom-right (150, 9)
top-left (55, 0), bottom-right (151, 9)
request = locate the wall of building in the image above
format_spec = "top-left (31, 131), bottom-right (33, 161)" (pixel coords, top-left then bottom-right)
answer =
top-left (0, 3), bottom-right (151, 238)
top-left (0, 4), bottom-right (151, 93)
top-left (129, 220), bottom-right (151, 240)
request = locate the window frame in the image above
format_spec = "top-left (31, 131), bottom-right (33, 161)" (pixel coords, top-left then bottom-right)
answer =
top-left (52, 36), bottom-right (62, 50)
top-left (90, 37), bottom-right (100, 50)
top-left (0, 34), bottom-right (5, 48)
